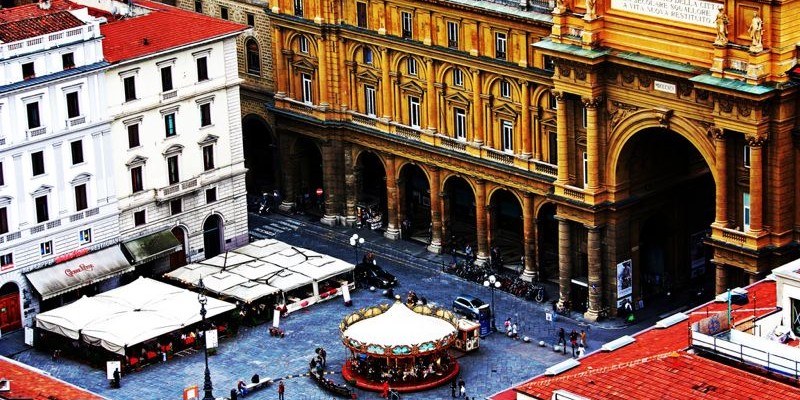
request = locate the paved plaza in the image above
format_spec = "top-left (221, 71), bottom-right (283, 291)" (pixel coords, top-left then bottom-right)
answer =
top-left (4, 212), bottom-right (654, 399)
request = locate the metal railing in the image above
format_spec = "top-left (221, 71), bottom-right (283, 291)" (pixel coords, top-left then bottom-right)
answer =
top-left (692, 330), bottom-right (800, 380)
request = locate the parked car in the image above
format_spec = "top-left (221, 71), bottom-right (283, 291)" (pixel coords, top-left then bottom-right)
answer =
top-left (355, 263), bottom-right (398, 288)
top-left (452, 294), bottom-right (490, 321)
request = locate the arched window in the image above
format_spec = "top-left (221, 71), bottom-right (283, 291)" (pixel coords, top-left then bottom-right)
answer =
top-left (246, 39), bottom-right (260, 74)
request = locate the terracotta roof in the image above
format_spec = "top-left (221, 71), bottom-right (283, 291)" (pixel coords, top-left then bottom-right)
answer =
top-left (0, 356), bottom-right (105, 399)
top-left (493, 280), bottom-right (800, 400)
top-left (0, 10), bottom-right (84, 43)
top-left (100, 0), bottom-right (248, 63)
top-left (0, 0), bottom-right (82, 23)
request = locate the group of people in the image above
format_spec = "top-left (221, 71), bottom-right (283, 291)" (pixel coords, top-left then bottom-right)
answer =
top-left (309, 346), bottom-right (328, 375)
top-left (557, 327), bottom-right (588, 357)
top-left (503, 318), bottom-right (519, 339)
top-left (450, 377), bottom-right (467, 398)
top-left (350, 353), bottom-right (453, 385)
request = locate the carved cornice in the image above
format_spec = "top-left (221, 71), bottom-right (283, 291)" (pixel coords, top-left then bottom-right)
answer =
top-left (607, 100), bottom-right (639, 129)
top-left (746, 135), bottom-right (767, 147)
top-left (582, 96), bottom-right (604, 109)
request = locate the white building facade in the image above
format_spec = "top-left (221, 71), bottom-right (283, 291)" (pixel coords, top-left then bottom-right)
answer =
top-left (0, 5), bottom-right (119, 332)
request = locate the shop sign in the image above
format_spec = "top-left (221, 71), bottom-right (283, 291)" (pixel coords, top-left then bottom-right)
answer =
top-left (654, 80), bottom-right (676, 94)
top-left (64, 263), bottom-right (94, 278)
top-left (611, 0), bottom-right (720, 28)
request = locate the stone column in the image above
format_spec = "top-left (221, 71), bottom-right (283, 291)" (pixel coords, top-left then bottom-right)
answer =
top-left (425, 58), bottom-right (437, 132)
top-left (584, 225), bottom-right (602, 321)
top-left (321, 141), bottom-right (338, 226)
top-left (471, 68), bottom-right (484, 145)
top-left (521, 192), bottom-right (538, 281)
top-left (273, 27), bottom-right (287, 95)
top-left (280, 139), bottom-right (297, 211)
top-left (520, 79), bottom-right (531, 158)
top-left (428, 166), bottom-right (443, 253)
top-left (556, 216), bottom-right (571, 309)
top-left (713, 129), bottom-right (728, 225)
top-left (553, 90), bottom-right (569, 184)
top-left (475, 179), bottom-right (489, 263)
top-left (583, 96), bottom-right (602, 190)
top-left (714, 261), bottom-right (727, 295)
top-left (381, 47), bottom-right (392, 120)
top-left (384, 154), bottom-right (401, 239)
top-left (337, 37), bottom-right (349, 110)
top-left (748, 136), bottom-right (765, 232)
top-left (345, 144), bottom-right (357, 226)
top-left (316, 35), bottom-right (329, 107)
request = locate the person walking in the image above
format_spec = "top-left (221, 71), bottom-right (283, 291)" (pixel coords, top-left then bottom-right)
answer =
top-left (580, 329), bottom-right (587, 348)
top-left (382, 380), bottom-right (389, 398)
top-left (318, 346), bottom-right (327, 367)
top-left (450, 379), bottom-right (457, 398)
top-left (112, 368), bottom-right (121, 388)
top-left (557, 327), bottom-right (566, 354)
top-left (277, 380), bottom-right (285, 400)
top-left (569, 329), bottom-right (579, 357)
top-left (458, 377), bottom-right (465, 398)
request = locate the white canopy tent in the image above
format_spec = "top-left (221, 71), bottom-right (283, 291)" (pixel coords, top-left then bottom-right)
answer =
top-left (35, 277), bottom-right (235, 355)
top-left (164, 239), bottom-right (355, 307)
top-left (342, 303), bottom-right (457, 348)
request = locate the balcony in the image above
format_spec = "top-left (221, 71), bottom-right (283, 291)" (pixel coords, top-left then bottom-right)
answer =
top-left (66, 116), bottom-right (86, 129)
top-left (439, 135), bottom-right (467, 153)
top-left (156, 177), bottom-right (198, 202)
top-left (161, 90), bottom-right (178, 102)
top-left (533, 160), bottom-right (557, 177)
top-left (484, 148), bottom-right (514, 165)
top-left (27, 126), bottom-right (47, 138)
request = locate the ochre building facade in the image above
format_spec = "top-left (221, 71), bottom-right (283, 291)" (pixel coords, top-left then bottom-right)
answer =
top-left (188, 0), bottom-right (800, 319)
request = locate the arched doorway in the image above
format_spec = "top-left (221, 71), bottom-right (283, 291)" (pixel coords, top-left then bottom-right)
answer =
top-left (0, 282), bottom-right (21, 332)
top-left (616, 127), bottom-right (715, 303)
top-left (536, 203), bottom-right (558, 280)
top-left (242, 115), bottom-right (279, 195)
top-left (443, 176), bottom-right (476, 252)
top-left (203, 215), bottom-right (223, 259)
top-left (400, 164), bottom-right (430, 242)
top-left (355, 151), bottom-right (387, 229)
top-left (294, 137), bottom-right (324, 216)
top-left (170, 226), bottom-right (188, 269)
top-left (488, 189), bottom-right (523, 268)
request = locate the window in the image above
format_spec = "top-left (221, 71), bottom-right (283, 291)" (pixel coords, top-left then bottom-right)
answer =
top-left (0, 253), bottom-right (12, 269)
top-left (123, 76), bottom-right (137, 102)
top-left (133, 210), bottom-right (146, 226)
top-left (70, 140), bottom-right (84, 165)
top-left (501, 119), bottom-right (513, 152)
top-left (299, 36), bottom-right (308, 54)
top-left (409, 96), bottom-right (420, 128)
top-left (170, 199), bottom-right (182, 215)
top-left (0, 207), bottom-right (8, 234)
top-left (301, 73), bottom-right (313, 104)
top-left (744, 145), bottom-right (751, 168)
top-left (200, 103), bottom-right (212, 127)
top-left (500, 80), bottom-right (510, 98)
top-left (454, 108), bottom-right (466, 140)
top-left (203, 145), bottom-right (215, 170)
top-left (581, 107), bottom-right (588, 129)
top-left (247, 13), bottom-right (255, 26)
top-left (194, 0), bottom-right (201, 12)
top-left (22, 62), bottom-right (35, 80)
top-left (793, 298), bottom-right (800, 336)
top-left (246, 39), bottom-right (261, 74)
top-left (549, 93), bottom-right (558, 110)
top-left (363, 47), bottom-right (373, 65)
top-left (743, 192), bottom-right (751, 231)
top-left (75, 184), bottom-right (87, 211)
top-left (452, 68), bottom-right (463, 87)
top-left (294, 0), bottom-right (303, 17)
top-left (66, 92), bottom-right (80, 118)
top-left (35, 195), bottom-right (48, 223)
top-left (62, 53), bottom-right (75, 70)
top-left (548, 131), bottom-right (558, 164)
top-left (128, 124), bottom-right (140, 148)
top-left (582, 151), bottom-right (588, 188)
top-left (495, 32), bottom-right (507, 60)
top-left (197, 56), bottom-right (209, 81)
top-left (31, 151), bottom-right (45, 176)
top-left (164, 113), bottom-right (176, 137)
top-left (356, 2), bottom-right (367, 28)
top-left (543, 55), bottom-right (555, 71)
top-left (365, 85), bottom-right (376, 116)
top-left (131, 166), bottom-right (143, 192)
top-left (401, 11), bottom-right (413, 39)
top-left (79, 228), bottom-right (91, 244)
top-left (0, 162), bottom-right (4, 186)
top-left (161, 66), bottom-right (173, 92)
top-left (26, 102), bottom-right (41, 129)
top-left (40, 241), bottom-right (53, 256)
top-left (407, 58), bottom-right (417, 76)
top-left (447, 21), bottom-right (459, 49)
top-left (167, 155), bottom-right (180, 185)
top-left (220, 6), bottom-right (228, 19)
top-left (206, 187), bottom-right (217, 203)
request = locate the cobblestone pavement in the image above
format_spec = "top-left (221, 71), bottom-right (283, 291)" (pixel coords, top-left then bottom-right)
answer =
top-left (6, 212), bottom-right (656, 400)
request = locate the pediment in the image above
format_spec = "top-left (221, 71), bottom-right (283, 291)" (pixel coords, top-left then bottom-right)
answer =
top-left (162, 144), bottom-right (184, 156)
top-left (70, 172), bottom-right (92, 185)
top-left (356, 69), bottom-right (379, 83)
top-left (399, 80), bottom-right (424, 95)
top-left (31, 185), bottom-right (52, 197)
top-left (444, 92), bottom-right (471, 106)
top-left (125, 155), bottom-right (148, 167)
top-left (492, 103), bottom-right (518, 118)
top-left (198, 134), bottom-right (219, 146)
top-left (292, 58), bottom-right (316, 72)
top-left (0, 196), bottom-right (12, 207)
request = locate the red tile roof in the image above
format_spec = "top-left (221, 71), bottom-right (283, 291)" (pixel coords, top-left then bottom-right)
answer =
top-left (0, 356), bottom-right (105, 400)
top-left (100, 0), bottom-right (248, 63)
top-left (0, 0), bottom-right (83, 22)
top-left (493, 281), bottom-right (800, 400)
top-left (0, 11), bottom-right (84, 43)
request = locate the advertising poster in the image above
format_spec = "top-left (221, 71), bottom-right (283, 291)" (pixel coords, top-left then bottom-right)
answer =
top-left (205, 329), bottom-right (218, 350)
top-left (616, 259), bottom-right (633, 307)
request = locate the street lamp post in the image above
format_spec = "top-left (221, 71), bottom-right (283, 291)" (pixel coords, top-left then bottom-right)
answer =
top-left (350, 233), bottom-right (365, 265)
top-left (483, 275), bottom-right (501, 332)
top-left (197, 278), bottom-right (215, 400)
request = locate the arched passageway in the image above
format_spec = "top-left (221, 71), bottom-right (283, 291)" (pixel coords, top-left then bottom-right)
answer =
top-left (203, 215), bottom-right (223, 259)
top-left (488, 189), bottom-right (523, 267)
top-left (293, 137), bottom-right (325, 216)
top-left (355, 152), bottom-right (387, 229)
top-left (443, 176), bottom-right (476, 252)
top-left (399, 164), bottom-right (431, 242)
top-left (242, 115), bottom-right (279, 195)
top-left (536, 203), bottom-right (558, 280)
top-left (0, 282), bottom-right (21, 332)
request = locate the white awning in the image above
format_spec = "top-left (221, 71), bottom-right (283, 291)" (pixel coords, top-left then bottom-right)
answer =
top-left (26, 246), bottom-right (133, 300)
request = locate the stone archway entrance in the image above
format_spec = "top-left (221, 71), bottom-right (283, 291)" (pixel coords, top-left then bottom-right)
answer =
top-left (242, 115), bottom-right (279, 195)
top-left (0, 282), bottom-right (21, 332)
top-left (488, 189), bottom-right (523, 269)
top-left (293, 137), bottom-right (324, 217)
top-left (537, 203), bottom-right (558, 280)
top-left (355, 151), bottom-right (387, 230)
top-left (203, 215), bottom-right (223, 259)
top-left (443, 176), bottom-right (476, 252)
top-left (170, 226), bottom-right (188, 269)
top-left (399, 164), bottom-right (430, 243)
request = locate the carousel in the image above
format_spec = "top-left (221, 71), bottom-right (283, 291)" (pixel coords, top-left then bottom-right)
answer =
top-left (339, 300), bottom-right (460, 393)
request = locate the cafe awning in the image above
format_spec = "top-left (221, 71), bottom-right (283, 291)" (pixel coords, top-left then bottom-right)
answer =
top-left (121, 229), bottom-right (182, 265)
top-left (25, 246), bottom-right (133, 300)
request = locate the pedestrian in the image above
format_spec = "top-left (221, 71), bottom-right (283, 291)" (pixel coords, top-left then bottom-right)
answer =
top-left (450, 379), bottom-right (457, 398)
top-left (557, 327), bottom-right (566, 354)
top-left (382, 380), bottom-right (389, 398)
top-left (577, 343), bottom-right (586, 357)
top-left (458, 377), bottom-right (465, 398)
top-left (511, 323), bottom-right (519, 340)
top-left (278, 380), bottom-right (285, 400)
top-left (318, 347), bottom-right (327, 367)
top-left (580, 329), bottom-right (587, 348)
top-left (504, 317), bottom-right (512, 334)
top-left (112, 367), bottom-right (120, 388)
top-left (569, 329), bottom-right (579, 357)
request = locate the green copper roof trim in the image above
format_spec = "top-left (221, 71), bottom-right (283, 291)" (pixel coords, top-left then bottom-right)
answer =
top-left (533, 40), bottom-right (610, 59)
top-left (615, 52), bottom-right (704, 74)
top-left (690, 74), bottom-right (775, 95)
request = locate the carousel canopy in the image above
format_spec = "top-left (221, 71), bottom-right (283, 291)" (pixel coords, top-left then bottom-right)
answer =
top-left (164, 239), bottom-right (354, 303)
top-left (341, 302), bottom-right (457, 355)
